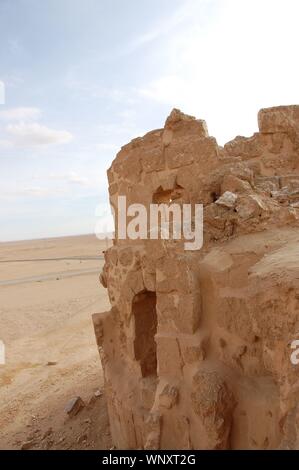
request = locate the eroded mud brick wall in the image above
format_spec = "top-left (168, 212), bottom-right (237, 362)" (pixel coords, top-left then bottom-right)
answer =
top-left (93, 106), bottom-right (299, 449)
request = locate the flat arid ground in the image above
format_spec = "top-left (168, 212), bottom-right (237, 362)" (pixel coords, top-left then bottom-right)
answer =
top-left (0, 235), bottom-right (112, 450)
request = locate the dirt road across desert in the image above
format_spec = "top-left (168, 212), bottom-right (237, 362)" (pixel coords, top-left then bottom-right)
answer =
top-left (0, 235), bottom-right (111, 450)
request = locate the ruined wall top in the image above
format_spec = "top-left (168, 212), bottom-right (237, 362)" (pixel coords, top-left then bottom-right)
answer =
top-left (108, 105), bottom-right (299, 188)
top-left (106, 105), bottom-right (299, 249)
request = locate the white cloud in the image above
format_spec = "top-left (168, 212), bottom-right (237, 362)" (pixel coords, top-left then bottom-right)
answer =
top-left (126, 0), bottom-right (212, 52)
top-left (67, 172), bottom-right (89, 185)
top-left (2, 74), bottom-right (24, 88)
top-left (44, 171), bottom-right (93, 187)
top-left (0, 139), bottom-right (12, 149)
top-left (139, 76), bottom-right (186, 105)
top-left (6, 122), bottom-right (73, 146)
top-left (65, 76), bottom-right (137, 105)
top-left (20, 186), bottom-right (67, 197)
top-left (0, 186), bottom-right (68, 200)
top-left (138, 0), bottom-right (299, 144)
top-left (0, 107), bottom-right (41, 121)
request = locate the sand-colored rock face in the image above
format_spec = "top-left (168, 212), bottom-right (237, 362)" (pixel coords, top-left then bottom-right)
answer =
top-left (93, 106), bottom-right (299, 449)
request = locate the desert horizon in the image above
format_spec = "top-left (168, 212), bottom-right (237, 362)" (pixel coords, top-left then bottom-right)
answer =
top-left (0, 234), bottom-right (112, 450)
top-left (0, 232), bottom-right (106, 245)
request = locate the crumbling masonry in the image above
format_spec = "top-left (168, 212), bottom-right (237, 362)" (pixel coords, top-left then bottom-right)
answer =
top-left (93, 106), bottom-right (299, 449)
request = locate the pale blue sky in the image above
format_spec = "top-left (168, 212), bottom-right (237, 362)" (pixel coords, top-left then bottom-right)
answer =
top-left (1, 0), bottom-right (298, 240)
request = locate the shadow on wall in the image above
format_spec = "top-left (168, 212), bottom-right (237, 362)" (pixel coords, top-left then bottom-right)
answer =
top-left (133, 291), bottom-right (157, 378)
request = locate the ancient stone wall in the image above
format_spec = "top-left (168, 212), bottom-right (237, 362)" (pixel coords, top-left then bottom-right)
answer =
top-left (93, 106), bottom-right (299, 449)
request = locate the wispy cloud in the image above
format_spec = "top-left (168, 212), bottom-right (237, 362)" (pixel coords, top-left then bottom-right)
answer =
top-left (20, 186), bottom-right (67, 197)
top-left (43, 171), bottom-right (96, 187)
top-left (0, 139), bottom-right (12, 149)
top-left (67, 172), bottom-right (89, 186)
top-left (0, 106), bottom-right (73, 147)
top-left (65, 75), bottom-right (138, 106)
top-left (125, 0), bottom-right (212, 53)
top-left (6, 122), bottom-right (73, 146)
top-left (0, 107), bottom-right (41, 121)
top-left (1, 185), bottom-right (68, 200)
top-left (1, 171), bottom-right (96, 201)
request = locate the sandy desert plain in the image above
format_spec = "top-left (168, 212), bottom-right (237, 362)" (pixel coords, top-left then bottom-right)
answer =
top-left (0, 234), bottom-right (112, 450)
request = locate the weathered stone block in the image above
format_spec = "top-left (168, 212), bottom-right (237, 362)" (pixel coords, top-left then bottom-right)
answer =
top-left (93, 106), bottom-right (299, 451)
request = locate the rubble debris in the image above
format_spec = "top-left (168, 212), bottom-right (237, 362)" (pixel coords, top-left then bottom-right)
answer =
top-left (64, 396), bottom-right (85, 418)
